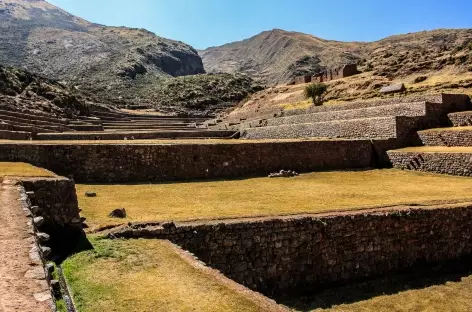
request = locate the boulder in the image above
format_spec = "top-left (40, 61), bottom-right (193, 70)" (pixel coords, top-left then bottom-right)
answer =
top-left (85, 191), bottom-right (97, 197)
top-left (379, 83), bottom-right (406, 94)
top-left (269, 170), bottom-right (300, 178)
top-left (109, 208), bottom-right (127, 218)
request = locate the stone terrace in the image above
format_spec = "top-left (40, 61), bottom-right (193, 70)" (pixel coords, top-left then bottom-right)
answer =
top-left (388, 105), bottom-right (472, 177)
top-left (0, 104), bottom-right (237, 141)
top-left (234, 94), bottom-right (469, 141)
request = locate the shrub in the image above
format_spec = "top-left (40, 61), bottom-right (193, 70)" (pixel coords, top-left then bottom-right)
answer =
top-left (304, 82), bottom-right (328, 106)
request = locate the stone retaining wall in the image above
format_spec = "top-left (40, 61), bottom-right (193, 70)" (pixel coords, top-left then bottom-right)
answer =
top-left (0, 129), bottom-right (32, 140)
top-left (419, 129), bottom-right (472, 146)
top-left (387, 151), bottom-right (472, 176)
top-left (250, 102), bottom-right (428, 129)
top-left (448, 111), bottom-right (472, 127)
top-left (0, 140), bottom-right (373, 182)
top-left (20, 177), bottom-right (82, 231)
top-left (111, 204), bottom-right (472, 296)
top-left (241, 116), bottom-right (399, 140)
top-left (36, 130), bottom-right (236, 140)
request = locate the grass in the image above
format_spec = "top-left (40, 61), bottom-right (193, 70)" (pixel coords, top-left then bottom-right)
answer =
top-left (393, 146), bottom-right (472, 153)
top-left (323, 278), bottom-right (472, 312)
top-left (76, 169), bottom-right (472, 231)
top-left (62, 237), bottom-right (268, 312)
top-left (0, 162), bottom-right (55, 178)
top-left (281, 257), bottom-right (472, 312)
top-left (311, 273), bottom-right (472, 312)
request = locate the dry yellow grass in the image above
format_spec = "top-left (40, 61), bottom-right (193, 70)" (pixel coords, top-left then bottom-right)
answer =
top-left (63, 237), bottom-right (272, 312)
top-left (312, 275), bottom-right (472, 312)
top-left (0, 162), bottom-right (55, 178)
top-left (76, 169), bottom-right (472, 230)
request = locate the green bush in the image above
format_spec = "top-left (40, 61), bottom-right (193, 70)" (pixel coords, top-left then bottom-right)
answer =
top-left (304, 82), bottom-right (328, 106)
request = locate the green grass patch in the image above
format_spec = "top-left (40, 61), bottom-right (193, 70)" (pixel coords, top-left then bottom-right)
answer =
top-left (62, 237), bottom-right (265, 312)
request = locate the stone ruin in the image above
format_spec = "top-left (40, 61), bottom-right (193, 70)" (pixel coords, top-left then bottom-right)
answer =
top-left (294, 64), bottom-right (359, 85)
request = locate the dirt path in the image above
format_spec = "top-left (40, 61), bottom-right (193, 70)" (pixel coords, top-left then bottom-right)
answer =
top-left (0, 179), bottom-right (51, 312)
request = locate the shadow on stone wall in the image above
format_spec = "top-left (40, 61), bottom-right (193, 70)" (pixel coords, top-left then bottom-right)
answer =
top-left (276, 255), bottom-right (472, 311)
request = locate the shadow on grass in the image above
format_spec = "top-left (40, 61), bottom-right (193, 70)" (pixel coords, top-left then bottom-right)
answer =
top-left (275, 256), bottom-right (472, 311)
top-left (53, 229), bottom-right (93, 264)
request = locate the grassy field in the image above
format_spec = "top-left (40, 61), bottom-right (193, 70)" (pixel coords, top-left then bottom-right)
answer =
top-left (0, 162), bottom-right (56, 178)
top-left (393, 146), bottom-right (472, 153)
top-left (76, 169), bottom-right (472, 231)
top-left (317, 276), bottom-right (472, 312)
top-left (63, 237), bottom-right (275, 312)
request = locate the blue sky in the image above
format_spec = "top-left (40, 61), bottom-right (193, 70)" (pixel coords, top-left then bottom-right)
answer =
top-left (48, 0), bottom-right (472, 50)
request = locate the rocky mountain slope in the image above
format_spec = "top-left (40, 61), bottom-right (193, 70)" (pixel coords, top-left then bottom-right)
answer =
top-left (0, 63), bottom-right (93, 118)
top-left (200, 28), bottom-right (472, 86)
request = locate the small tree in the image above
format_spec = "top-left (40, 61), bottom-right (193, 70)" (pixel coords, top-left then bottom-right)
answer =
top-left (304, 82), bottom-right (328, 106)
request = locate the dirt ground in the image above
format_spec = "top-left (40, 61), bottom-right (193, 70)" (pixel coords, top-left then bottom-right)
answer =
top-left (0, 179), bottom-right (51, 312)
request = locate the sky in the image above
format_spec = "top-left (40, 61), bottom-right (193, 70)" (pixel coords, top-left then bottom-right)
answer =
top-left (48, 0), bottom-right (472, 50)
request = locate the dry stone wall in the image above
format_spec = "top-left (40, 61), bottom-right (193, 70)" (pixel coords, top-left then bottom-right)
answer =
top-left (111, 204), bottom-right (472, 296)
top-left (282, 94), bottom-right (469, 118)
top-left (387, 151), bottom-right (472, 176)
top-left (0, 140), bottom-right (373, 182)
top-left (36, 130), bottom-right (236, 140)
top-left (241, 116), bottom-right (399, 140)
top-left (419, 129), bottom-right (472, 146)
top-left (20, 177), bottom-right (82, 231)
top-left (448, 111), bottom-right (472, 127)
top-left (250, 102), bottom-right (428, 129)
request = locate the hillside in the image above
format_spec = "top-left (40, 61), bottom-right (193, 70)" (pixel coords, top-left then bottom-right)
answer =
top-left (200, 28), bottom-right (472, 86)
top-left (0, 63), bottom-right (94, 118)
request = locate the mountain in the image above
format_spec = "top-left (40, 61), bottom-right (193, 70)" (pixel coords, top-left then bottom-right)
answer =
top-left (0, 0), bottom-right (216, 113)
top-left (200, 28), bottom-right (472, 86)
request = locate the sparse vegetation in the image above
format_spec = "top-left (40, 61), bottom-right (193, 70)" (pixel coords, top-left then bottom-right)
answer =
top-left (0, 162), bottom-right (56, 178)
top-left (62, 237), bottom-right (266, 312)
top-left (76, 169), bottom-right (472, 230)
top-left (304, 82), bottom-right (328, 106)
top-left (133, 73), bottom-right (262, 116)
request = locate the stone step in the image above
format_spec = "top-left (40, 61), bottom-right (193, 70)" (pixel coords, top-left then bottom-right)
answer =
top-left (387, 146), bottom-right (472, 177)
top-left (225, 93), bottom-right (469, 124)
top-left (35, 130), bottom-right (237, 140)
top-left (241, 116), bottom-right (417, 140)
top-left (0, 120), bottom-right (62, 134)
top-left (102, 122), bottom-right (191, 127)
top-left (67, 124), bottom-right (104, 131)
top-left (0, 108), bottom-right (68, 124)
top-left (0, 130), bottom-right (32, 140)
top-left (448, 111), bottom-right (472, 127)
top-left (241, 102), bottom-right (431, 130)
top-left (103, 125), bottom-right (194, 130)
top-left (418, 127), bottom-right (472, 146)
top-left (0, 113), bottom-right (73, 130)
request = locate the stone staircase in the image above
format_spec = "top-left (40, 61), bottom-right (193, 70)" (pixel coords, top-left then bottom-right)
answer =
top-left (388, 108), bottom-right (472, 177)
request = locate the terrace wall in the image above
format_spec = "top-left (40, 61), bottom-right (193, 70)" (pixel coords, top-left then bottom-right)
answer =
top-left (387, 151), bottom-right (472, 177)
top-left (418, 129), bottom-right (472, 146)
top-left (0, 140), bottom-right (373, 182)
top-left (112, 204), bottom-right (472, 296)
